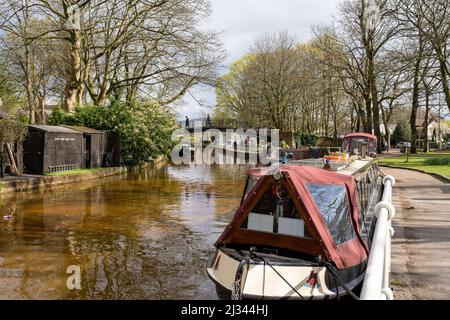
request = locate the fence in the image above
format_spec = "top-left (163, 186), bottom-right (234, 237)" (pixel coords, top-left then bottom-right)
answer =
top-left (360, 175), bottom-right (396, 300)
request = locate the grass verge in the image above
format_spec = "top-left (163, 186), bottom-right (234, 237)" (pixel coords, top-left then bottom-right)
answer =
top-left (379, 152), bottom-right (450, 179)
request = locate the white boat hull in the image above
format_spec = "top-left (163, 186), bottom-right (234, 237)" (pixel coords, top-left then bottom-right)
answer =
top-left (207, 249), bottom-right (353, 300)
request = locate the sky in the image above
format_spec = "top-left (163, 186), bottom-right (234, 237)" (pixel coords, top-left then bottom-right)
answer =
top-left (173, 0), bottom-right (342, 120)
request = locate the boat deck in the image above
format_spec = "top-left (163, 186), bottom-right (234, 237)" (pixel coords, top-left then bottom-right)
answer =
top-left (286, 157), bottom-right (375, 176)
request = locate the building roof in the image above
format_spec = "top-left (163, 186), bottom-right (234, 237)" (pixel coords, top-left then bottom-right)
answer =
top-left (61, 125), bottom-right (105, 134)
top-left (28, 125), bottom-right (82, 134)
top-left (415, 111), bottom-right (440, 127)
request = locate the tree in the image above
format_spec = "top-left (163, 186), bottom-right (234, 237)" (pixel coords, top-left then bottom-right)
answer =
top-left (0, 0), bottom-right (225, 111)
top-left (215, 31), bottom-right (353, 135)
top-left (400, 0), bottom-right (450, 111)
top-left (0, 64), bottom-right (24, 114)
top-left (337, 0), bottom-right (401, 153)
top-left (392, 120), bottom-right (411, 145)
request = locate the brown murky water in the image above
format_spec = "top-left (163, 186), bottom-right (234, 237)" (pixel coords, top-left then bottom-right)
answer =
top-left (0, 163), bottom-right (249, 299)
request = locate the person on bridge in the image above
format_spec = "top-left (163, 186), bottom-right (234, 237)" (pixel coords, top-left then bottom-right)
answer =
top-left (206, 114), bottom-right (212, 127)
top-left (185, 116), bottom-right (190, 129)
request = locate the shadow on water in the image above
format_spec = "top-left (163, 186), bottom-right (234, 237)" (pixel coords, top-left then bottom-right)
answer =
top-left (0, 163), bottom-right (250, 299)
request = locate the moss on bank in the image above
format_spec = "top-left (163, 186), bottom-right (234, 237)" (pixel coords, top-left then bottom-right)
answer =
top-left (45, 168), bottom-right (110, 177)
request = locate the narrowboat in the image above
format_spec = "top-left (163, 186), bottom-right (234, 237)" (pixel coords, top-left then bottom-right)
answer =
top-left (342, 133), bottom-right (378, 158)
top-left (206, 147), bottom-right (383, 300)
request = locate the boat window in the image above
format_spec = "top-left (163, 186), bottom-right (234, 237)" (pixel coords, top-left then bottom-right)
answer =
top-left (243, 176), bottom-right (259, 200)
top-left (345, 137), bottom-right (377, 156)
top-left (241, 183), bottom-right (311, 238)
top-left (306, 183), bottom-right (355, 245)
top-left (357, 181), bottom-right (365, 216)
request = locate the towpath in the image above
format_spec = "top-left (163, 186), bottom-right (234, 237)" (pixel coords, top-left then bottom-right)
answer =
top-left (382, 167), bottom-right (450, 299)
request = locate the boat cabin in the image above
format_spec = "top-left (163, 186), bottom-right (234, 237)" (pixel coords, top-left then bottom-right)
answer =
top-left (216, 165), bottom-right (369, 270)
top-left (342, 133), bottom-right (377, 157)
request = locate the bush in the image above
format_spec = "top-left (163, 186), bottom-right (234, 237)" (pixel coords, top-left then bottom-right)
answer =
top-left (48, 106), bottom-right (69, 125)
top-left (424, 157), bottom-right (450, 166)
top-left (47, 102), bottom-right (178, 164)
top-left (116, 102), bottom-right (178, 164)
top-left (0, 118), bottom-right (27, 144)
top-left (294, 132), bottom-right (318, 147)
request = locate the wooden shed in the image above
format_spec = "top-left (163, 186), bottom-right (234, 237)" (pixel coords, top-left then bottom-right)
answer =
top-left (23, 125), bottom-right (83, 174)
top-left (62, 125), bottom-right (108, 169)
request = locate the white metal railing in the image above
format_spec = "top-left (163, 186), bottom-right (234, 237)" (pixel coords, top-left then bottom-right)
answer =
top-left (360, 175), bottom-right (396, 300)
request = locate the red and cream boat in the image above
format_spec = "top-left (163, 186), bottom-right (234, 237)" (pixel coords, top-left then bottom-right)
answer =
top-left (207, 149), bottom-right (382, 300)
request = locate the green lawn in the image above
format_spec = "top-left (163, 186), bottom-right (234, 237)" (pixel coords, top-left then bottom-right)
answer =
top-left (379, 152), bottom-right (450, 178)
top-left (45, 168), bottom-right (110, 177)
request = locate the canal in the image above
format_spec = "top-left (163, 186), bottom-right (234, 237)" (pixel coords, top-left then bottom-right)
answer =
top-left (0, 163), bottom-right (250, 299)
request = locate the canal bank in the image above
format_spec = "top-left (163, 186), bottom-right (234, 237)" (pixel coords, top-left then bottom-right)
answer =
top-left (0, 156), bottom-right (166, 195)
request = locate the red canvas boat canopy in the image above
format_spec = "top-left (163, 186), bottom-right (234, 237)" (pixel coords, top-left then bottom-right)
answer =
top-left (344, 132), bottom-right (377, 141)
top-left (216, 165), bottom-right (369, 270)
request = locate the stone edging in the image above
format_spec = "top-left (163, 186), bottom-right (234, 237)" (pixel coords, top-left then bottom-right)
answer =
top-left (380, 164), bottom-right (450, 184)
top-left (0, 156), bottom-right (167, 194)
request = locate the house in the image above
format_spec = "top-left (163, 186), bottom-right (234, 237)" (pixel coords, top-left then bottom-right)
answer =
top-left (415, 112), bottom-right (450, 149)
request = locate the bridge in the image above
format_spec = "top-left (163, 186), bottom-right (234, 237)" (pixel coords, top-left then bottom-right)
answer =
top-left (179, 117), bottom-right (296, 147)
top-left (179, 118), bottom-right (247, 132)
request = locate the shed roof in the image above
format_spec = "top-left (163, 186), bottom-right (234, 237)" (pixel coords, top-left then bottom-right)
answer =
top-left (28, 125), bottom-right (82, 134)
top-left (61, 125), bottom-right (105, 134)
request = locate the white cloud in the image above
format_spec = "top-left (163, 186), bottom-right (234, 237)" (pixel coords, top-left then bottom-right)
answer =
top-left (175, 0), bottom-right (341, 120)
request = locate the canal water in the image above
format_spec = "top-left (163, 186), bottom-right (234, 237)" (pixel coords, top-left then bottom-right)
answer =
top-left (0, 163), bottom-right (250, 299)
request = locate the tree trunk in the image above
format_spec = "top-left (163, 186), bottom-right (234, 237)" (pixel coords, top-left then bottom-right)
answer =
top-left (23, 12), bottom-right (35, 124)
top-left (25, 66), bottom-right (35, 124)
top-left (410, 29), bottom-right (425, 154)
top-left (65, 31), bottom-right (83, 112)
top-left (369, 53), bottom-right (382, 153)
top-left (39, 94), bottom-right (46, 124)
top-left (439, 60), bottom-right (450, 111)
top-left (410, 62), bottom-right (420, 154)
top-left (423, 91), bottom-right (429, 153)
top-left (364, 93), bottom-right (372, 133)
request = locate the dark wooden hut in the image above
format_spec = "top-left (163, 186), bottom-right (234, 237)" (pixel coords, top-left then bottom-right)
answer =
top-left (62, 125), bottom-right (108, 169)
top-left (23, 125), bottom-right (83, 174)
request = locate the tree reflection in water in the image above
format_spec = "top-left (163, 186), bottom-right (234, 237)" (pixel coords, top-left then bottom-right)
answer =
top-left (0, 163), bottom-right (247, 299)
